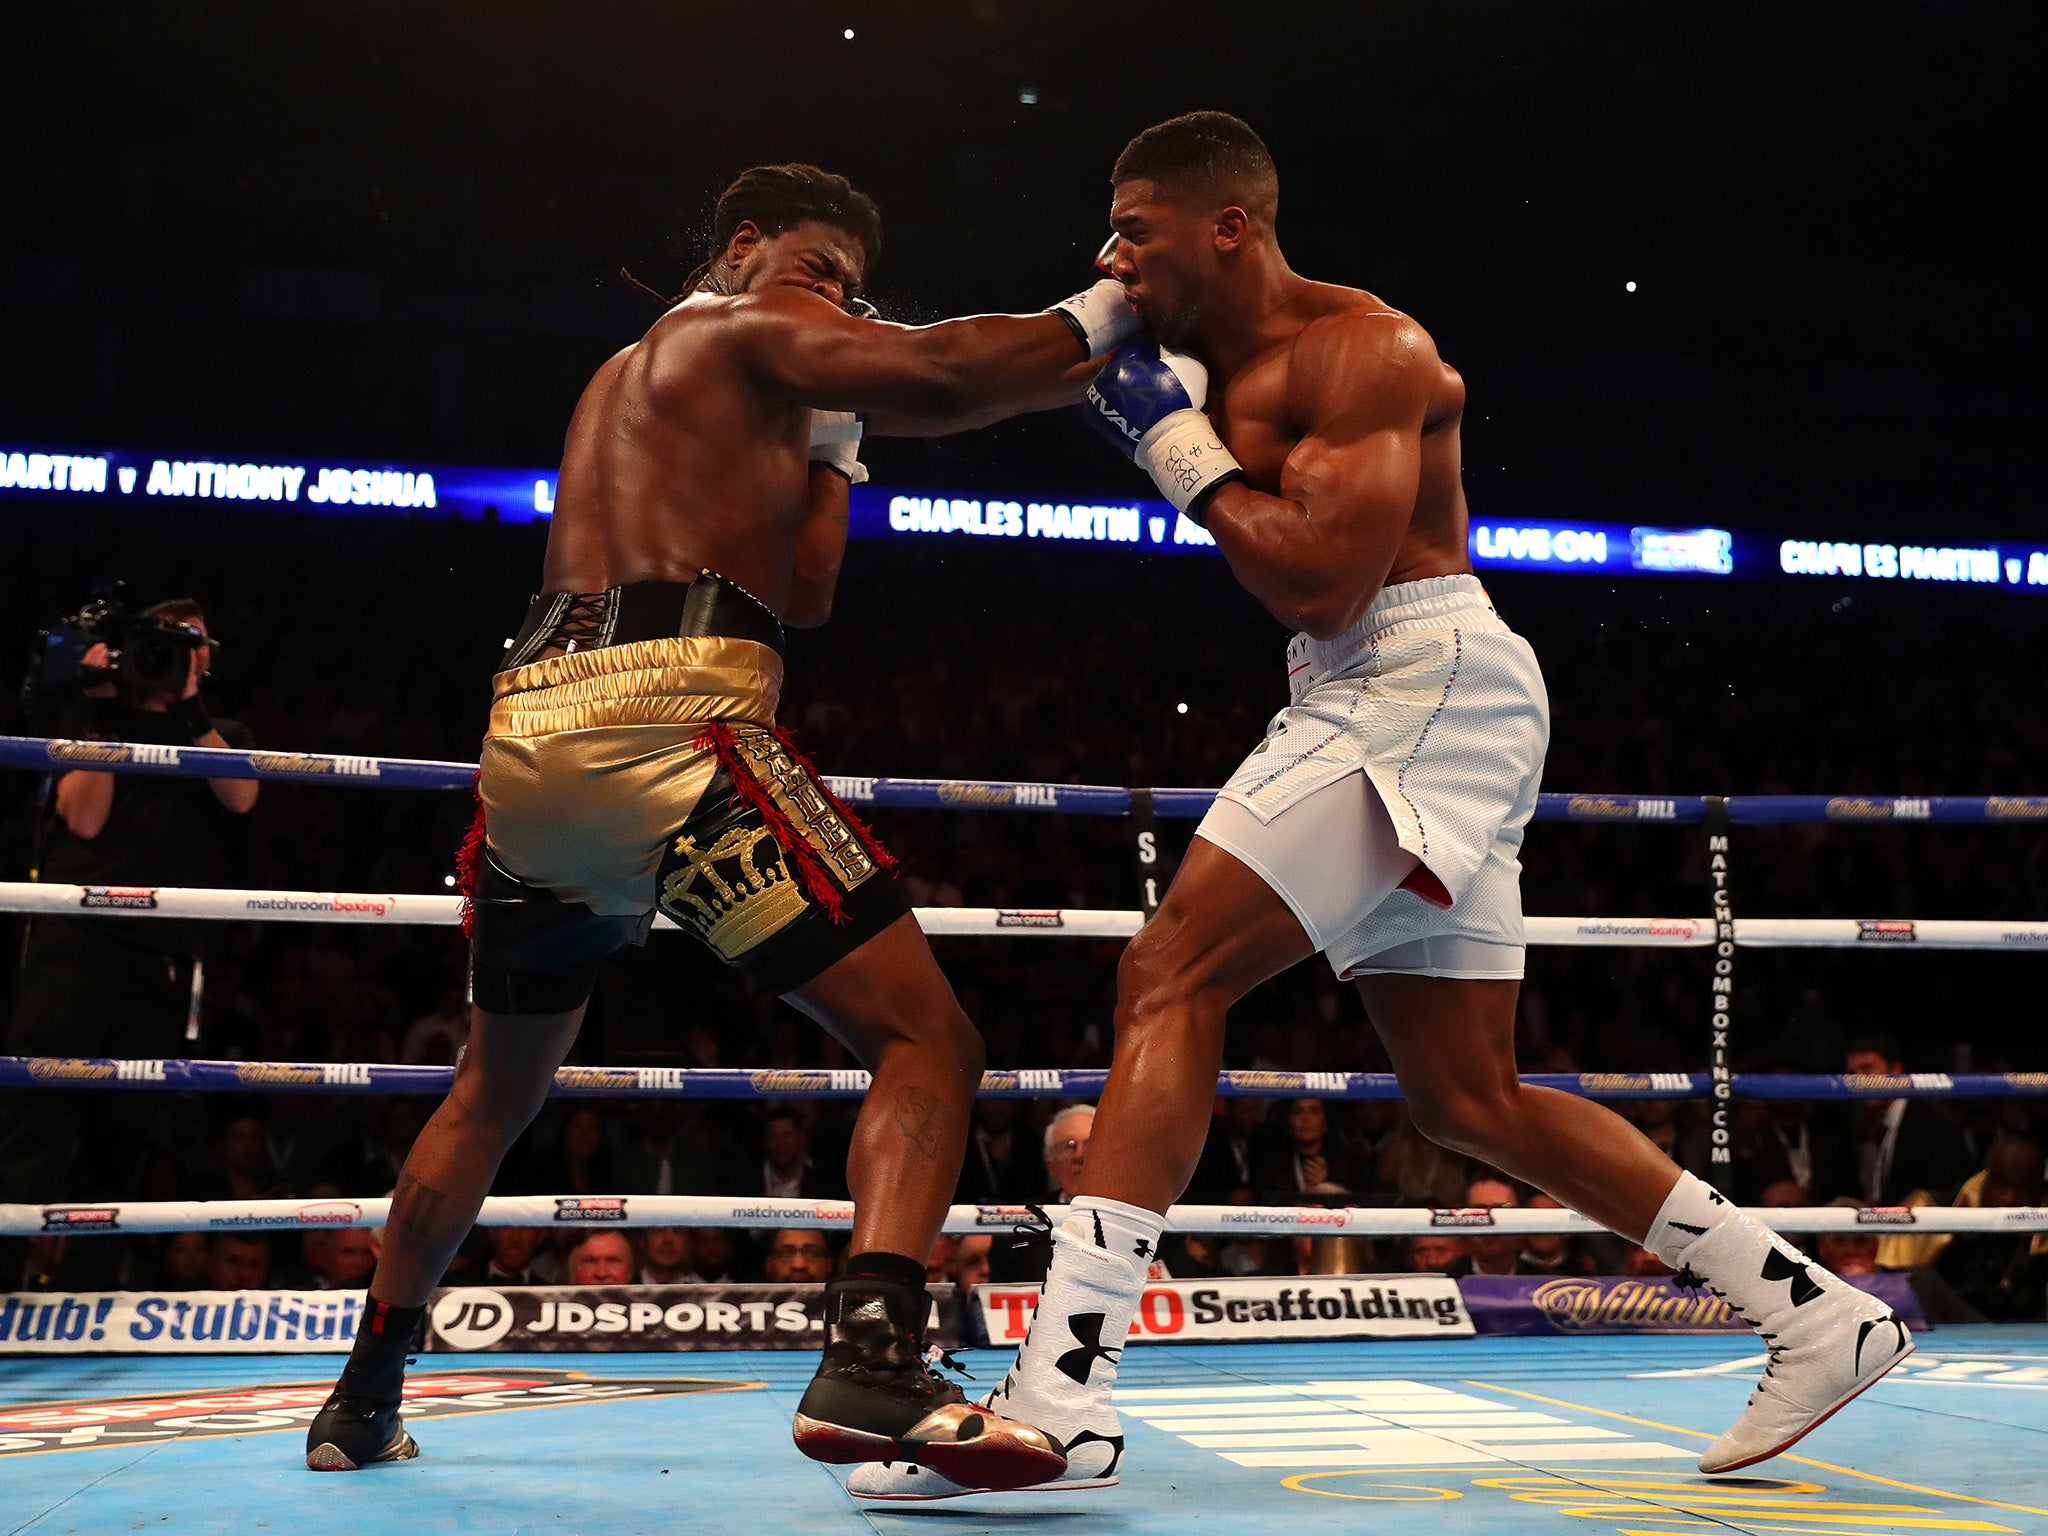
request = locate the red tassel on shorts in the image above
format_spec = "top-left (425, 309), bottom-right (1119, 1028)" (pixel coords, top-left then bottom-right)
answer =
top-left (693, 722), bottom-right (897, 925)
top-left (454, 777), bottom-right (487, 939)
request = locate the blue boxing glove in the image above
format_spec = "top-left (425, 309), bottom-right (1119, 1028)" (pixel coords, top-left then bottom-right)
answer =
top-left (1082, 340), bottom-right (1245, 522)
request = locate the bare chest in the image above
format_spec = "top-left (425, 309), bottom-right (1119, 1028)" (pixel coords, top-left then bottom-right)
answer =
top-left (1209, 355), bottom-right (1299, 492)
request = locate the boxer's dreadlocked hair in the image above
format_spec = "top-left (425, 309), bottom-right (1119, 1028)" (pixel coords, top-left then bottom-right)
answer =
top-left (678, 163), bottom-right (883, 299)
top-left (1112, 111), bottom-right (1279, 225)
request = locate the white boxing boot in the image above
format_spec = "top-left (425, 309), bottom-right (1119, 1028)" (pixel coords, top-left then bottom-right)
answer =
top-left (848, 1217), bottom-right (1143, 1501)
top-left (1648, 1172), bottom-right (1913, 1473)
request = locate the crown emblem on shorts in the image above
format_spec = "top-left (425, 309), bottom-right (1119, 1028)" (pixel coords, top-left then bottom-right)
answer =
top-left (659, 825), bottom-right (809, 960)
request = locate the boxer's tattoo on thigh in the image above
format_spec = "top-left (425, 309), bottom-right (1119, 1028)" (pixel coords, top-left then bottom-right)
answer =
top-left (893, 1086), bottom-right (947, 1160)
top-left (392, 1170), bottom-right (454, 1238)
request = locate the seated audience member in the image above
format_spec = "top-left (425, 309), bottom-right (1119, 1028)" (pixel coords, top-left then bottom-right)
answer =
top-left (1257, 1099), bottom-right (1357, 1197)
top-left (567, 1230), bottom-right (635, 1285)
top-left (195, 1108), bottom-right (282, 1202)
top-left (925, 1234), bottom-right (957, 1285)
top-left (762, 1229), bottom-right (836, 1283)
top-left (282, 1226), bottom-right (378, 1290)
top-left (948, 1234), bottom-right (994, 1293)
top-left (207, 1232), bottom-right (271, 1290)
top-left (1932, 1135), bottom-right (2048, 1322)
top-left (537, 1105), bottom-right (617, 1199)
top-left (482, 1227), bottom-right (550, 1286)
top-left (636, 1227), bottom-right (693, 1285)
top-left (683, 1227), bottom-right (738, 1284)
top-left (1520, 1192), bottom-right (1593, 1276)
top-left (730, 1108), bottom-right (840, 1201)
top-left (155, 1231), bottom-right (213, 1290)
top-left (1404, 1234), bottom-right (1468, 1274)
top-left (1446, 1176), bottom-right (1526, 1278)
top-left (1844, 1033), bottom-right (1976, 1205)
top-left (1759, 1179), bottom-right (1811, 1208)
top-left (615, 1100), bottom-right (708, 1196)
top-left (988, 1104), bottom-right (1098, 1283)
top-left (955, 1098), bottom-right (1045, 1204)
top-left (1814, 1196), bottom-right (1879, 1278)
top-left (1189, 1096), bottom-right (1270, 1205)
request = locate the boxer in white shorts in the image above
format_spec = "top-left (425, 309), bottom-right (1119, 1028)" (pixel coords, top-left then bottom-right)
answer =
top-left (1196, 572), bottom-right (1548, 984)
top-left (850, 111), bottom-right (1906, 1505)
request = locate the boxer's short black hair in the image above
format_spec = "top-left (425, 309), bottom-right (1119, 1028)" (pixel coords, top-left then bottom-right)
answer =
top-left (1113, 111), bottom-right (1278, 223)
top-left (703, 163), bottom-right (882, 280)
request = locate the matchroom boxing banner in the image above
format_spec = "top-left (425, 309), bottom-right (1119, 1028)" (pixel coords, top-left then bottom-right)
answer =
top-left (423, 1283), bottom-right (960, 1353)
top-left (976, 1275), bottom-right (1473, 1348)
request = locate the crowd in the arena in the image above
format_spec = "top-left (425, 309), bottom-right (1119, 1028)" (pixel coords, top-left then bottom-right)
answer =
top-left (0, 509), bottom-right (2044, 1317)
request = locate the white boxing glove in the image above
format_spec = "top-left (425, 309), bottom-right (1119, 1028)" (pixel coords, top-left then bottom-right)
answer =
top-left (1050, 277), bottom-right (1142, 359)
top-left (809, 410), bottom-right (867, 484)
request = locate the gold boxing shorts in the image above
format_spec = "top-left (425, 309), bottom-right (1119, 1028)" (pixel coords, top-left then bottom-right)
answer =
top-left (464, 586), bottom-right (905, 1012)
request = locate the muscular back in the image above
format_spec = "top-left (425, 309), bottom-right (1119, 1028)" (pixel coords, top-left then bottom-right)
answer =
top-left (540, 295), bottom-right (821, 612)
top-left (1207, 282), bottom-right (1470, 622)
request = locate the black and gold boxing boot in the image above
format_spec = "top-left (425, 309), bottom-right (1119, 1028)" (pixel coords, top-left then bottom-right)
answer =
top-left (793, 1257), bottom-right (1066, 1489)
top-left (305, 1298), bottom-right (423, 1471)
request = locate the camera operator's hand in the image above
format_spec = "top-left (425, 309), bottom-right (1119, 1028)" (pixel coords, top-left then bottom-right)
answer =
top-left (180, 641), bottom-right (208, 701)
top-left (80, 643), bottom-right (118, 699)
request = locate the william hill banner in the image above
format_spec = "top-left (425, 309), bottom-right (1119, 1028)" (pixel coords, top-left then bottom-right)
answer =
top-left (424, 1283), bottom-right (958, 1353)
top-left (1458, 1272), bottom-right (1925, 1336)
top-left (977, 1275), bottom-right (1472, 1347)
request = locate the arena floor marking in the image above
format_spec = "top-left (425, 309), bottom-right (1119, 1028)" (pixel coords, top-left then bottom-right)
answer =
top-left (0, 1328), bottom-right (2041, 1534)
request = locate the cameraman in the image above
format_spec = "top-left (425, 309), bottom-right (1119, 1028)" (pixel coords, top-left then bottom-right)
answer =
top-left (1, 599), bottom-right (256, 1204)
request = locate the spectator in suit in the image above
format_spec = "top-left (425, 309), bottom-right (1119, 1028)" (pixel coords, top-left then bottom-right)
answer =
top-left (1845, 1034), bottom-right (1975, 1205)
top-left (567, 1231), bottom-right (634, 1285)
top-left (1256, 1099), bottom-right (1359, 1198)
top-left (731, 1108), bottom-right (841, 1200)
top-left (1932, 1135), bottom-right (2048, 1322)
top-left (614, 1100), bottom-right (709, 1195)
top-left (636, 1227), bottom-right (694, 1285)
top-left (1445, 1176), bottom-right (1528, 1278)
top-left (762, 1229), bottom-right (836, 1283)
top-left (1188, 1096), bottom-right (1269, 1204)
top-left (954, 1098), bottom-right (1045, 1204)
top-left (682, 1227), bottom-right (738, 1284)
top-left (481, 1226), bottom-right (550, 1286)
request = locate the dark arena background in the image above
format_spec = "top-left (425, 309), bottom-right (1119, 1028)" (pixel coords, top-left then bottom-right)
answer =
top-left (1, 5), bottom-right (2045, 1534)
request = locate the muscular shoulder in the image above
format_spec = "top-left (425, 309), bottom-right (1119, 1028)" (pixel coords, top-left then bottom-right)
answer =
top-left (1286, 300), bottom-right (1455, 428)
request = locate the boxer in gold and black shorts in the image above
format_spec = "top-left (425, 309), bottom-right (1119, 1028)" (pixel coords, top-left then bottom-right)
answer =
top-left (463, 572), bottom-right (908, 1013)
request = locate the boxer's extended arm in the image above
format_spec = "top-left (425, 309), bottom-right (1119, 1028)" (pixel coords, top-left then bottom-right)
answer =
top-left (1204, 313), bottom-right (1434, 640)
top-left (787, 464), bottom-right (851, 629)
top-left (863, 355), bottom-right (1106, 438)
top-left (724, 286), bottom-right (1107, 423)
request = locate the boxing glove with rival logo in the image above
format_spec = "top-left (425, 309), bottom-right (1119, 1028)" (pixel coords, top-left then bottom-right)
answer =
top-left (1082, 339), bottom-right (1244, 524)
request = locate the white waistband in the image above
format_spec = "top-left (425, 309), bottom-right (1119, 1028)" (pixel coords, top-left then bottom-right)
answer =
top-left (1285, 574), bottom-right (1497, 686)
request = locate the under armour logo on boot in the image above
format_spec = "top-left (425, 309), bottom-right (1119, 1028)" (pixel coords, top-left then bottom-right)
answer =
top-left (1761, 1247), bottom-right (1823, 1307)
top-left (1055, 1313), bottom-right (1123, 1385)
top-left (1133, 1237), bottom-right (1154, 1259)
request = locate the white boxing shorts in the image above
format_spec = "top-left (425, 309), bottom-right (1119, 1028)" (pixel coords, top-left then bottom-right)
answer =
top-left (1194, 574), bottom-right (1549, 980)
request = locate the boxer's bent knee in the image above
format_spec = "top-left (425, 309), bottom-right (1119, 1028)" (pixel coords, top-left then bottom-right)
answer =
top-left (1407, 1082), bottom-right (1525, 1159)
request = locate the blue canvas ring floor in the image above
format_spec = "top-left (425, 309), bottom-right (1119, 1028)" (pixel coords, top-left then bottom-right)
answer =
top-left (3, 1326), bottom-right (2044, 1534)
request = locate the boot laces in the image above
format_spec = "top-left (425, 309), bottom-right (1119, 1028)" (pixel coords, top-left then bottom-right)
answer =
top-left (924, 1344), bottom-right (976, 1382)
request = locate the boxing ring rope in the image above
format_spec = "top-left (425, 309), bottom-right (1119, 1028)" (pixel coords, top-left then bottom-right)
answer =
top-left (6, 734), bottom-right (2048, 826)
top-left (4, 734), bottom-right (2043, 1251)
top-left (7, 1056), bottom-right (2044, 1102)
top-left (4, 884), bottom-right (2045, 951)
top-left (6, 1194), bottom-right (2043, 1239)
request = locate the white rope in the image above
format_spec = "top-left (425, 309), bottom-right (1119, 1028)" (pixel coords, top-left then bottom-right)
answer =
top-left (4, 883), bottom-right (2044, 949)
top-left (9, 1195), bottom-right (2043, 1238)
